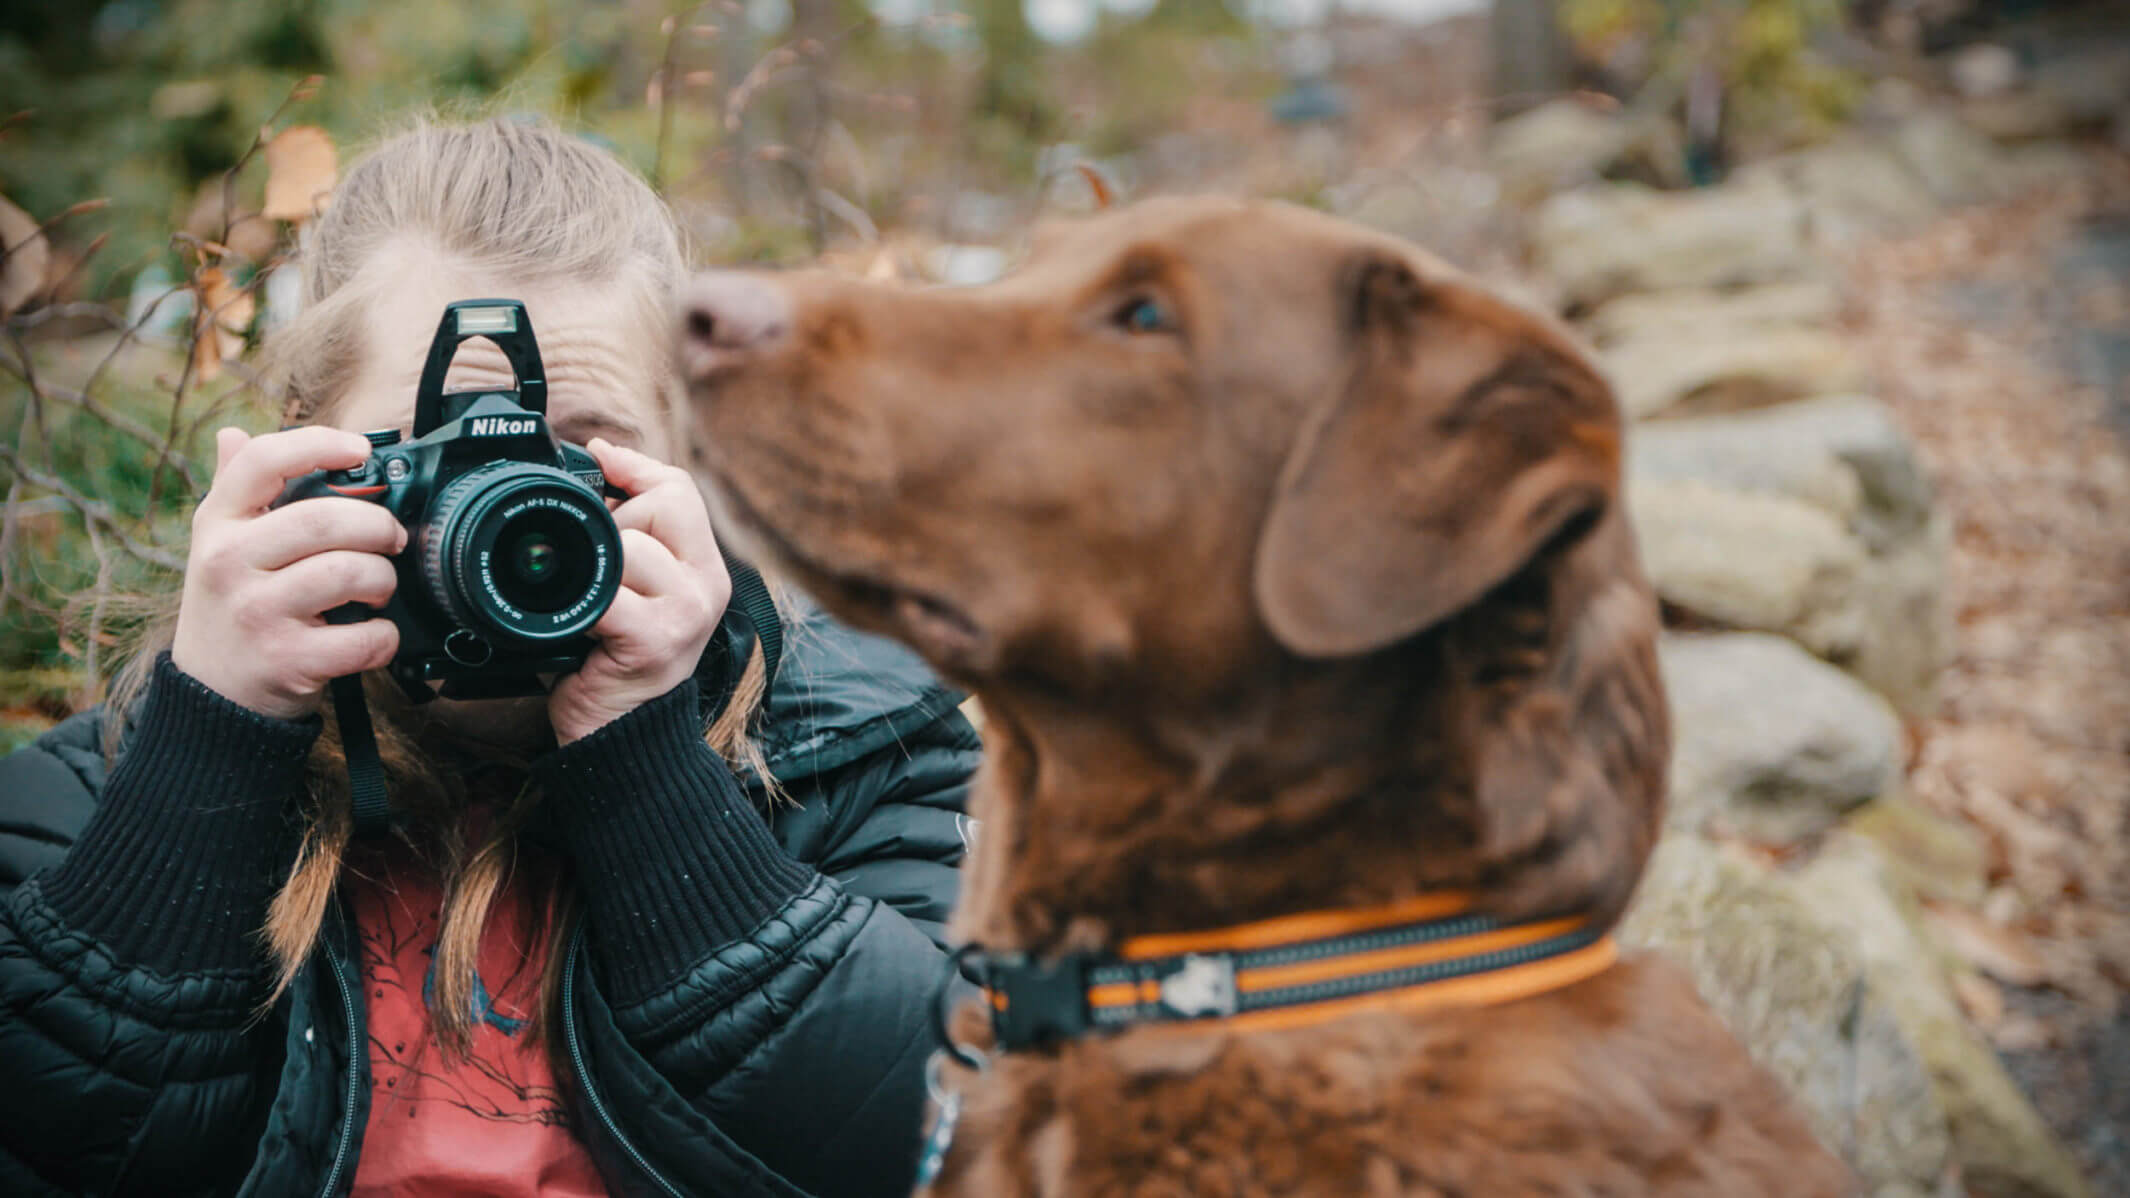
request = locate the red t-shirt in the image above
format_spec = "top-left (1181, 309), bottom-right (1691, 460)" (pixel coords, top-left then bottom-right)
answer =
top-left (346, 839), bottom-right (607, 1196)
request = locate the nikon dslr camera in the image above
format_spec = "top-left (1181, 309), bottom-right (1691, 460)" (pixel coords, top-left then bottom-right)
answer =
top-left (274, 299), bottom-right (623, 702)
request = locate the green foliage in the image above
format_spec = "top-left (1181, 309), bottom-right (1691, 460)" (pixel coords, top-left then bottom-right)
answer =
top-left (0, 368), bottom-right (215, 666)
top-left (1560, 0), bottom-right (1862, 150)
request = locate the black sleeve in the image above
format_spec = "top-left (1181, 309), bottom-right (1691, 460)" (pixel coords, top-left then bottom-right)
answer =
top-left (0, 655), bottom-right (313, 1193)
top-left (797, 706), bottom-right (980, 950)
top-left (534, 682), bottom-right (974, 1198)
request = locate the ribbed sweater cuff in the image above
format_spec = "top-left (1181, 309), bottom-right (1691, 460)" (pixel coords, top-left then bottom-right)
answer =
top-left (533, 678), bottom-right (814, 1004)
top-left (38, 654), bottom-right (316, 977)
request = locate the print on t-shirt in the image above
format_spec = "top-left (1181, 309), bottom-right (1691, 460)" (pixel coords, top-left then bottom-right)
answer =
top-left (347, 846), bottom-right (607, 1196)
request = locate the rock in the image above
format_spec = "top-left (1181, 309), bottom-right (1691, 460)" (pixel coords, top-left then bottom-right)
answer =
top-left (1845, 796), bottom-right (1990, 909)
top-left (1603, 327), bottom-right (1867, 420)
top-left (1960, 92), bottom-right (2078, 143)
top-left (1626, 397), bottom-right (1952, 712)
top-left (1789, 839), bottom-right (2092, 1198)
top-left (1735, 139), bottom-right (1942, 245)
top-left (1627, 396), bottom-right (1934, 552)
top-left (1631, 481), bottom-right (1871, 655)
top-left (1888, 112), bottom-right (2014, 207)
top-left (1585, 280), bottom-right (1842, 348)
top-left (1485, 98), bottom-right (1684, 203)
top-left (1621, 837), bottom-right (1953, 1193)
top-left (1657, 633), bottom-right (1902, 846)
top-left (1488, 99), bottom-right (1631, 201)
top-left (1949, 44), bottom-right (2022, 101)
top-left (1530, 178), bottom-right (1820, 309)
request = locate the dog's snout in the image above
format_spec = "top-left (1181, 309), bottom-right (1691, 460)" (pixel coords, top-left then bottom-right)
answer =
top-left (681, 271), bottom-right (791, 378)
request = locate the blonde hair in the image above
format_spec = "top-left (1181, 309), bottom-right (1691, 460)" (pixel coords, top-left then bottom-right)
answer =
top-left (107, 115), bottom-right (773, 1059)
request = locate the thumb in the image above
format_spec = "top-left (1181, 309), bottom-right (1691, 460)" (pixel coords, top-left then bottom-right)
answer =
top-left (213, 426), bottom-right (251, 474)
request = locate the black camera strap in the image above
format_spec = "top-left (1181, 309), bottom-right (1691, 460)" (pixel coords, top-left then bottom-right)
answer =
top-left (332, 672), bottom-right (395, 838)
top-left (324, 605), bottom-right (395, 838)
top-left (725, 555), bottom-right (783, 700)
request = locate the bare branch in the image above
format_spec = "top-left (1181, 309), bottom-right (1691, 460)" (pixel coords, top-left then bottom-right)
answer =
top-left (218, 75), bottom-right (326, 251)
top-left (0, 198), bottom-right (109, 273)
top-left (651, 6), bottom-right (693, 194)
top-left (0, 346), bottom-right (204, 491)
top-left (6, 300), bottom-right (125, 333)
top-left (0, 442), bottom-right (187, 573)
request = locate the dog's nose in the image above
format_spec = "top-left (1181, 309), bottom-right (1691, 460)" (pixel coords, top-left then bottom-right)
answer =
top-left (680, 271), bottom-right (791, 378)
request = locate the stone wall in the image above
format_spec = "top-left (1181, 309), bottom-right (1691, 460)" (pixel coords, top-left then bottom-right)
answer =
top-left (1492, 95), bottom-right (2108, 1198)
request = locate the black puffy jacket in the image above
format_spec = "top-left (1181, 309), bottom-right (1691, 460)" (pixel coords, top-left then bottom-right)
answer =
top-left (0, 609), bottom-right (979, 1197)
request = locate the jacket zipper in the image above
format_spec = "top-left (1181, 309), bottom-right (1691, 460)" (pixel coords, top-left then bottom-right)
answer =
top-left (316, 946), bottom-right (361, 1198)
top-left (563, 930), bottom-right (686, 1198)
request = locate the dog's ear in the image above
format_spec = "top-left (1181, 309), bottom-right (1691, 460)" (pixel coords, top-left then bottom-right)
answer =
top-left (1253, 253), bottom-right (1620, 658)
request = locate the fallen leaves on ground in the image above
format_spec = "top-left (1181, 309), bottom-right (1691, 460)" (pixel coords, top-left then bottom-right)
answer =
top-left (1847, 154), bottom-right (2130, 1047)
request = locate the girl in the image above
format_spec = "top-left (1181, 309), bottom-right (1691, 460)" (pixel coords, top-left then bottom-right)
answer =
top-left (0, 118), bottom-right (977, 1197)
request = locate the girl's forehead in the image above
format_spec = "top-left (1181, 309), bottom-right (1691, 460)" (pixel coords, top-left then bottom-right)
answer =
top-left (337, 263), bottom-right (673, 456)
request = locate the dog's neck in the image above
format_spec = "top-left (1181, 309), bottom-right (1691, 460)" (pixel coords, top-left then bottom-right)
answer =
top-left (953, 640), bottom-right (1487, 955)
top-left (947, 554), bottom-right (1667, 960)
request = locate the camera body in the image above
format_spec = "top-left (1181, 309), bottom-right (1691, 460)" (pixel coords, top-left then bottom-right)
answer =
top-left (274, 300), bottom-right (624, 702)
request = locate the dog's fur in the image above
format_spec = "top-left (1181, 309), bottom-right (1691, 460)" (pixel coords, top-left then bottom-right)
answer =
top-left (680, 198), bottom-right (1851, 1196)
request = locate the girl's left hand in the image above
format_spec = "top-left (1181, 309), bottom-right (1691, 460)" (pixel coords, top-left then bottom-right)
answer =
top-left (548, 439), bottom-right (733, 745)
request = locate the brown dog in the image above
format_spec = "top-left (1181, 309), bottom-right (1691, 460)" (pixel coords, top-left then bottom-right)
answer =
top-left (678, 197), bottom-right (1851, 1196)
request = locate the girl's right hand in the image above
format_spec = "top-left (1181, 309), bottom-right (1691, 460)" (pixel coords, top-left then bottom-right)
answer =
top-left (171, 426), bottom-right (408, 721)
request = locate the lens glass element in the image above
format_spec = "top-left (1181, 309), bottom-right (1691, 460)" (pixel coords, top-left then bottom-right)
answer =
top-left (493, 507), bottom-right (593, 613)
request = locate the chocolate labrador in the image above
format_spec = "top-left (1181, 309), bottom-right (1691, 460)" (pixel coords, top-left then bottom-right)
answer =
top-left (677, 197), bottom-right (1850, 1196)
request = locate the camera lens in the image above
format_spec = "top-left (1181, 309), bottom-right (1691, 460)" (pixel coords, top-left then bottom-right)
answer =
top-left (515, 537), bottom-right (557, 582)
top-left (491, 507), bottom-right (594, 614)
top-left (418, 461), bottom-right (622, 643)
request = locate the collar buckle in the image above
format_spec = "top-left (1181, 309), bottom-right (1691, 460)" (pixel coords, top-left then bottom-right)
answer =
top-left (988, 952), bottom-right (1094, 1049)
top-left (1157, 953), bottom-right (1239, 1018)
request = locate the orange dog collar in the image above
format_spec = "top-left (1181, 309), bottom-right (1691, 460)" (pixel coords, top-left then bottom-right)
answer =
top-left (958, 893), bottom-right (1617, 1053)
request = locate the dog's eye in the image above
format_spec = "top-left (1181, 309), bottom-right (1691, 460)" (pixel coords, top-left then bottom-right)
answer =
top-left (1113, 296), bottom-right (1174, 335)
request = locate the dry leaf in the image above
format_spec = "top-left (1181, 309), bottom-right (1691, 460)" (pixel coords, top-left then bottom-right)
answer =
top-left (192, 267), bottom-right (255, 383)
top-left (1924, 903), bottom-right (2050, 987)
top-left (261, 125), bottom-right (337, 224)
top-left (0, 194), bottom-right (49, 318)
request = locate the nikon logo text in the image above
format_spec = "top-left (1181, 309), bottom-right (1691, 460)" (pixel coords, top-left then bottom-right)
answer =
top-left (466, 417), bottom-right (537, 437)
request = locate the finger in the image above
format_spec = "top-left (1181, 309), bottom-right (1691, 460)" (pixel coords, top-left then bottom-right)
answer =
top-left (274, 550), bottom-right (400, 617)
top-left (591, 584), bottom-right (655, 642)
top-left (612, 479), bottom-right (721, 569)
top-left (588, 437), bottom-right (673, 498)
top-left (302, 617), bottom-right (402, 680)
top-left (214, 426), bottom-right (251, 474)
top-left (201, 426), bottom-right (375, 518)
top-left (616, 527), bottom-right (693, 599)
top-left (245, 498), bottom-right (408, 571)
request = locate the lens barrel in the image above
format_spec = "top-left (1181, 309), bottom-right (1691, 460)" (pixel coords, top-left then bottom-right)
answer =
top-left (418, 461), bottom-right (621, 642)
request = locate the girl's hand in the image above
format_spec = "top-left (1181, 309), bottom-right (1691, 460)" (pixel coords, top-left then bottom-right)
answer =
top-left (548, 439), bottom-right (733, 745)
top-left (171, 426), bottom-right (407, 720)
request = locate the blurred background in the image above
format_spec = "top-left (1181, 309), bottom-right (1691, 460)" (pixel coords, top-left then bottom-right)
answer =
top-left (2, 0), bottom-right (2127, 1193)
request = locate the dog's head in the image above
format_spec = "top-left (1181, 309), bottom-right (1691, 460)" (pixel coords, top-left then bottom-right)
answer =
top-left (682, 197), bottom-right (1665, 925)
